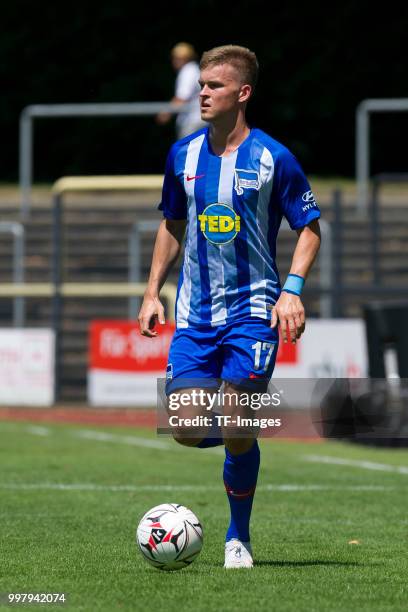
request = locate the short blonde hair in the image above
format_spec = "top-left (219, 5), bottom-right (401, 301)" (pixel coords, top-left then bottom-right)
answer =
top-left (200, 45), bottom-right (259, 88)
top-left (171, 42), bottom-right (197, 61)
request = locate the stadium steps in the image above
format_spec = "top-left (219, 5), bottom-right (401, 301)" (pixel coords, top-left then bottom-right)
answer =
top-left (1, 201), bottom-right (408, 401)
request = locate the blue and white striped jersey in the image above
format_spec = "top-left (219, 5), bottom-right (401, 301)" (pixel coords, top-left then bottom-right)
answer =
top-left (158, 127), bottom-right (320, 328)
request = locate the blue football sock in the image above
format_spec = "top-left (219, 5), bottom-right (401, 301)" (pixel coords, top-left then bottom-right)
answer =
top-left (223, 440), bottom-right (260, 542)
top-left (196, 412), bottom-right (223, 448)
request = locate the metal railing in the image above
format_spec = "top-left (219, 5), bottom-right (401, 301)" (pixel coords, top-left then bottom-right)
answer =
top-left (128, 220), bottom-right (161, 318)
top-left (19, 102), bottom-right (185, 219)
top-left (48, 175), bottom-right (178, 400)
top-left (356, 98), bottom-right (408, 212)
top-left (0, 222), bottom-right (25, 326)
top-left (0, 283), bottom-right (176, 305)
top-left (280, 218), bottom-right (332, 317)
top-left (370, 173), bottom-right (408, 286)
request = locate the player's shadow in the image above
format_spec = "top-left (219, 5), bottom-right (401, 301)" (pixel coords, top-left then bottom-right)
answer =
top-left (254, 560), bottom-right (374, 567)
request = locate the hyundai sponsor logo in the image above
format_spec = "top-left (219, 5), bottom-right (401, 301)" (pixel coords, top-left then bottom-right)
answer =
top-left (302, 190), bottom-right (316, 203)
top-left (301, 190), bottom-right (317, 212)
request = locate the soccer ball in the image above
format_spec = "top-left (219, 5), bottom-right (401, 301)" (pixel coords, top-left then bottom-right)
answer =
top-left (136, 503), bottom-right (203, 571)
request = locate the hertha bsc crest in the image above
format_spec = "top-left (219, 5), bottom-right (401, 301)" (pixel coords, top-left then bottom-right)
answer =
top-left (234, 169), bottom-right (261, 195)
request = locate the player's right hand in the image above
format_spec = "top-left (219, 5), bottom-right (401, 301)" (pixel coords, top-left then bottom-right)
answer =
top-left (138, 294), bottom-right (166, 337)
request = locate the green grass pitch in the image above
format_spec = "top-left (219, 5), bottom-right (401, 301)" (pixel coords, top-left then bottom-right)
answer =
top-left (0, 419), bottom-right (407, 611)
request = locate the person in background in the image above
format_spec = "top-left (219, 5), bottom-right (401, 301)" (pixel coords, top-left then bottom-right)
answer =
top-left (157, 42), bottom-right (207, 139)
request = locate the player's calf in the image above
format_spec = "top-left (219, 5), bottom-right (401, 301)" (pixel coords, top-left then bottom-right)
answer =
top-left (222, 382), bottom-right (260, 455)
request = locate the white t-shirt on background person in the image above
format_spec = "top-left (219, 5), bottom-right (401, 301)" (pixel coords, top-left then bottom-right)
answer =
top-left (175, 61), bottom-right (206, 138)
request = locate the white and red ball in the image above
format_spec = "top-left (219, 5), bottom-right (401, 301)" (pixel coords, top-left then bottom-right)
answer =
top-left (136, 503), bottom-right (203, 571)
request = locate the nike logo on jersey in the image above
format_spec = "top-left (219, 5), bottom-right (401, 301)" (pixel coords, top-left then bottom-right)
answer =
top-left (186, 174), bottom-right (205, 181)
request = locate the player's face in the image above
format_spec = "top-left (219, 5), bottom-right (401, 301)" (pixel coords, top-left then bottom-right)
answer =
top-left (199, 63), bottom-right (251, 122)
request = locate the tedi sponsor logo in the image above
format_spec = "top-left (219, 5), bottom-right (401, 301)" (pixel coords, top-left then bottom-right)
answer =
top-left (198, 203), bottom-right (241, 245)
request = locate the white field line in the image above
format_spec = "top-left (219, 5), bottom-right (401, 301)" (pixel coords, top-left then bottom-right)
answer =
top-left (261, 484), bottom-right (392, 491)
top-left (0, 483), bottom-right (395, 493)
top-left (25, 425), bottom-right (52, 436)
top-left (304, 454), bottom-right (408, 475)
top-left (4, 425), bottom-right (407, 471)
top-left (0, 423), bottom-right (224, 453)
top-left (74, 429), bottom-right (223, 454)
top-left (75, 429), bottom-right (171, 450)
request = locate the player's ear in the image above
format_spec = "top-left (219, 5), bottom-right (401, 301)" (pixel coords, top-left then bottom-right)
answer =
top-left (239, 83), bottom-right (252, 103)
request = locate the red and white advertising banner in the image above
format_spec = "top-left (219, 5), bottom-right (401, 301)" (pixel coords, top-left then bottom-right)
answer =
top-left (273, 319), bottom-right (367, 408)
top-left (88, 319), bottom-right (367, 408)
top-left (274, 319), bottom-right (367, 378)
top-left (0, 329), bottom-right (55, 406)
top-left (88, 321), bottom-right (175, 406)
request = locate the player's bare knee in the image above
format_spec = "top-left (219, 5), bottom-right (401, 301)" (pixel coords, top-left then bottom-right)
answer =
top-left (224, 437), bottom-right (256, 455)
top-left (171, 419), bottom-right (208, 446)
top-left (166, 388), bottom-right (212, 445)
top-left (172, 431), bottom-right (199, 447)
top-left (171, 421), bottom-right (200, 445)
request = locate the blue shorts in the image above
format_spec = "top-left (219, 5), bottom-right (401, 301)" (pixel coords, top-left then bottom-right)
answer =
top-left (165, 317), bottom-right (279, 395)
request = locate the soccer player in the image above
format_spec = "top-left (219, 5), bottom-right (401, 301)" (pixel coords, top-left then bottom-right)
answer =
top-left (138, 45), bottom-right (321, 568)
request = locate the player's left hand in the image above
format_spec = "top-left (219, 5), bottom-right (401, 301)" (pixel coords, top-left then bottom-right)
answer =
top-left (271, 292), bottom-right (305, 343)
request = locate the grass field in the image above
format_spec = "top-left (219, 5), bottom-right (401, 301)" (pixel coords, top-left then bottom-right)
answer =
top-left (0, 419), bottom-right (407, 611)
